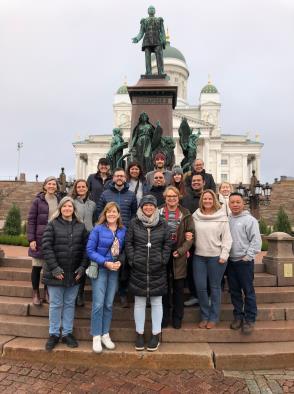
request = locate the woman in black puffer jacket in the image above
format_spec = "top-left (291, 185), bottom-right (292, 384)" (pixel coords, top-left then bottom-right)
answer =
top-left (126, 195), bottom-right (172, 352)
top-left (42, 196), bottom-right (88, 352)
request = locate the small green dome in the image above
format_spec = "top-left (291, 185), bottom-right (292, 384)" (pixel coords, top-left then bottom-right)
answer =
top-left (201, 83), bottom-right (218, 94)
top-left (116, 84), bottom-right (128, 94)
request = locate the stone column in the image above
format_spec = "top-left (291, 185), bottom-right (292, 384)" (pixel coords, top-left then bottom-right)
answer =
top-left (263, 232), bottom-right (294, 286)
top-left (255, 154), bottom-right (261, 180)
top-left (203, 138), bottom-right (210, 169)
top-left (75, 154), bottom-right (81, 179)
top-left (216, 151), bottom-right (222, 183)
top-left (242, 154), bottom-right (248, 184)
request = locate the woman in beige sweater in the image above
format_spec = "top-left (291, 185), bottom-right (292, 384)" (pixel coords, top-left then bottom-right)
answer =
top-left (192, 190), bottom-right (232, 329)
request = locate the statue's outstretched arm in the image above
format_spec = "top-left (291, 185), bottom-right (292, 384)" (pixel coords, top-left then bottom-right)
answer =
top-left (132, 19), bottom-right (145, 43)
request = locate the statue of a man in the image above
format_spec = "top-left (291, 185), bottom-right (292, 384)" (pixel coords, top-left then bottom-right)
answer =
top-left (132, 5), bottom-right (166, 76)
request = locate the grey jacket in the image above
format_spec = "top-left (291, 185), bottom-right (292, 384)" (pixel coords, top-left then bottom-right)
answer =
top-left (74, 197), bottom-right (96, 232)
top-left (229, 210), bottom-right (262, 261)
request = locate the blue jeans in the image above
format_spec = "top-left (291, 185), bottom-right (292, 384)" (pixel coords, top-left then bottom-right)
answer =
top-left (134, 296), bottom-right (162, 335)
top-left (227, 259), bottom-right (257, 322)
top-left (193, 255), bottom-right (227, 323)
top-left (48, 285), bottom-right (79, 337)
top-left (91, 268), bottom-right (118, 336)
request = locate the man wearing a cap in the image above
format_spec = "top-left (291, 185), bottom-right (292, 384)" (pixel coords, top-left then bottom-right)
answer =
top-left (146, 152), bottom-right (172, 187)
top-left (87, 158), bottom-right (112, 204)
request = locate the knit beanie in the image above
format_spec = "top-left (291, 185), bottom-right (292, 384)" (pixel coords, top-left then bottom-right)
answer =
top-left (139, 194), bottom-right (158, 208)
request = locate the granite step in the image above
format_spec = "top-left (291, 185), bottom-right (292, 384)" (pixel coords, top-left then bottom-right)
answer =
top-left (0, 315), bottom-right (294, 343)
top-left (0, 258), bottom-right (32, 269)
top-left (212, 341), bottom-right (294, 370)
top-left (2, 338), bottom-right (214, 369)
top-left (0, 267), bottom-right (31, 281)
top-left (28, 301), bottom-right (291, 322)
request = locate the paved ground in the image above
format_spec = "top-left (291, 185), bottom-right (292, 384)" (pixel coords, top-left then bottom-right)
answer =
top-left (1, 359), bottom-right (294, 393)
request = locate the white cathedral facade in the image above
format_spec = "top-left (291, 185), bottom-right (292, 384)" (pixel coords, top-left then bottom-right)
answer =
top-left (73, 36), bottom-right (263, 185)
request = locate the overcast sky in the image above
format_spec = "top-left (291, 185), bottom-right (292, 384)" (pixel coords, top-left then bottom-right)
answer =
top-left (1, 0), bottom-right (293, 182)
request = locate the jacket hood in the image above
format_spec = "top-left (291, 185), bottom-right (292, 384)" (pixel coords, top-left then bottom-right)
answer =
top-left (229, 210), bottom-right (251, 219)
top-left (193, 208), bottom-right (228, 222)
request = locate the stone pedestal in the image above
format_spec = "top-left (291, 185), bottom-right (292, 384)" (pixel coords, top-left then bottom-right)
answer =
top-left (128, 76), bottom-right (177, 137)
top-left (263, 232), bottom-right (294, 286)
top-left (0, 247), bottom-right (4, 259)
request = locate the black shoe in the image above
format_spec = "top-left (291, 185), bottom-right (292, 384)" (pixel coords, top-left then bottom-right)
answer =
top-left (61, 333), bottom-right (79, 348)
top-left (172, 319), bottom-right (182, 329)
top-left (230, 319), bottom-right (243, 330)
top-left (135, 333), bottom-right (145, 351)
top-left (242, 321), bottom-right (255, 335)
top-left (45, 335), bottom-right (59, 351)
top-left (147, 334), bottom-right (160, 352)
top-left (76, 291), bottom-right (85, 307)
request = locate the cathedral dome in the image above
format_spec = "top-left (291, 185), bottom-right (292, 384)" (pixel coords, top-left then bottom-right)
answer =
top-left (116, 84), bottom-right (128, 94)
top-left (163, 41), bottom-right (186, 63)
top-left (201, 81), bottom-right (218, 94)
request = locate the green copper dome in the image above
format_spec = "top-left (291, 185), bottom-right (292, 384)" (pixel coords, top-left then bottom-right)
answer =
top-left (163, 41), bottom-right (186, 62)
top-left (201, 83), bottom-right (218, 94)
top-left (116, 84), bottom-right (128, 94)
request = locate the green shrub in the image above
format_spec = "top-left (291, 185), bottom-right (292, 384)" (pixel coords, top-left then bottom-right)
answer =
top-left (3, 204), bottom-right (21, 236)
top-left (21, 221), bottom-right (27, 235)
top-left (261, 238), bottom-right (268, 251)
top-left (0, 234), bottom-right (29, 247)
top-left (273, 206), bottom-right (292, 235)
top-left (259, 217), bottom-right (271, 236)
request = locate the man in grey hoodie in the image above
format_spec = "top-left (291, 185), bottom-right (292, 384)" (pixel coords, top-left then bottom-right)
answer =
top-left (228, 192), bottom-right (262, 335)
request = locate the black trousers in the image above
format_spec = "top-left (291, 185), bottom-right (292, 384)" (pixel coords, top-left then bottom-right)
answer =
top-left (186, 245), bottom-right (197, 298)
top-left (227, 259), bottom-right (257, 323)
top-left (163, 254), bottom-right (185, 323)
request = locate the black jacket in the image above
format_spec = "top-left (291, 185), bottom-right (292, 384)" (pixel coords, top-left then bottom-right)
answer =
top-left (125, 217), bottom-right (172, 297)
top-left (181, 188), bottom-right (202, 214)
top-left (42, 217), bottom-right (88, 287)
top-left (185, 169), bottom-right (216, 192)
top-left (87, 172), bottom-right (112, 204)
top-left (149, 185), bottom-right (166, 207)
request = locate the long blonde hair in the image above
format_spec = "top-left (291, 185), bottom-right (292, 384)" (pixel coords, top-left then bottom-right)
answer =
top-left (199, 189), bottom-right (221, 213)
top-left (97, 202), bottom-right (124, 228)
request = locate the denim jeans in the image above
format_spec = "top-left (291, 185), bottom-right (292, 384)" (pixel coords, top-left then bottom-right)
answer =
top-left (227, 259), bottom-right (257, 322)
top-left (91, 268), bottom-right (118, 336)
top-left (47, 285), bottom-right (79, 337)
top-left (193, 255), bottom-right (227, 323)
top-left (134, 296), bottom-right (162, 335)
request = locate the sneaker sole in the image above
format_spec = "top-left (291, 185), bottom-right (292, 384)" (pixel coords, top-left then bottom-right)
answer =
top-left (147, 343), bottom-right (160, 352)
top-left (102, 344), bottom-right (116, 350)
top-left (135, 346), bottom-right (145, 351)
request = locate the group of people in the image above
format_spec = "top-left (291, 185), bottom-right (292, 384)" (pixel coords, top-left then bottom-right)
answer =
top-left (27, 154), bottom-right (262, 353)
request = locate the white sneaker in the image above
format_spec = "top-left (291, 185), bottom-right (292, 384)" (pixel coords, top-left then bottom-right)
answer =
top-left (184, 297), bottom-right (199, 307)
top-left (93, 335), bottom-right (102, 353)
top-left (101, 333), bottom-right (115, 350)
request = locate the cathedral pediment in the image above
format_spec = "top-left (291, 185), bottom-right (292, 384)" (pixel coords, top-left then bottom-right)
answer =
top-left (173, 112), bottom-right (213, 128)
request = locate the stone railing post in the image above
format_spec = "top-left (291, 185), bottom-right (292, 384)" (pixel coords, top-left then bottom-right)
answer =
top-left (0, 247), bottom-right (4, 259)
top-left (263, 232), bottom-right (294, 286)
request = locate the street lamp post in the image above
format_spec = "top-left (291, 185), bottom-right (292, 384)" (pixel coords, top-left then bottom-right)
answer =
top-left (236, 170), bottom-right (272, 219)
top-left (16, 142), bottom-right (23, 180)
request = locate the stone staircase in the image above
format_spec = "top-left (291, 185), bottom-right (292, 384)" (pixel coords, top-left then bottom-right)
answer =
top-left (0, 181), bottom-right (41, 223)
top-left (0, 255), bottom-right (294, 370)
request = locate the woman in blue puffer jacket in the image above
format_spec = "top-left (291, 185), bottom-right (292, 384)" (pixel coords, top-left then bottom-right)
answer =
top-left (86, 202), bottom-right (126, 353)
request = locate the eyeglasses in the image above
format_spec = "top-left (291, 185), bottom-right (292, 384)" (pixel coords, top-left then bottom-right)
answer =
top-left (154, 177), bottom-right (164, 179)
top-left (166, 195), bottom-right (178, 198)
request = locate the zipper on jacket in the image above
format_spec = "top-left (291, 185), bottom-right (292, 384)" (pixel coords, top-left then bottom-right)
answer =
top-left (146, 228), bottom-right (151, 298)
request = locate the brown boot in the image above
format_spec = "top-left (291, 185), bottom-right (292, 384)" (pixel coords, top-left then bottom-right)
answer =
top-left (32, 289), bottom-right (41, 306)
top-left (43, 285), bottom-right (50, 304)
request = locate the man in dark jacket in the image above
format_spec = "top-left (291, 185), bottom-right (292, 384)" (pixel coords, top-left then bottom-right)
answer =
top-left (184, 159), bottom-right (216, 192)
top-left (97, 168), bottom-right (137, 307)
top-left (87, 158), bottom-right (112, 204)
top-left (181, 173), bottom-right (205, 214)
top-left (96, 168), bottom-right (137, 228)
top-left (149, 171), bottom-right (166, 207)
